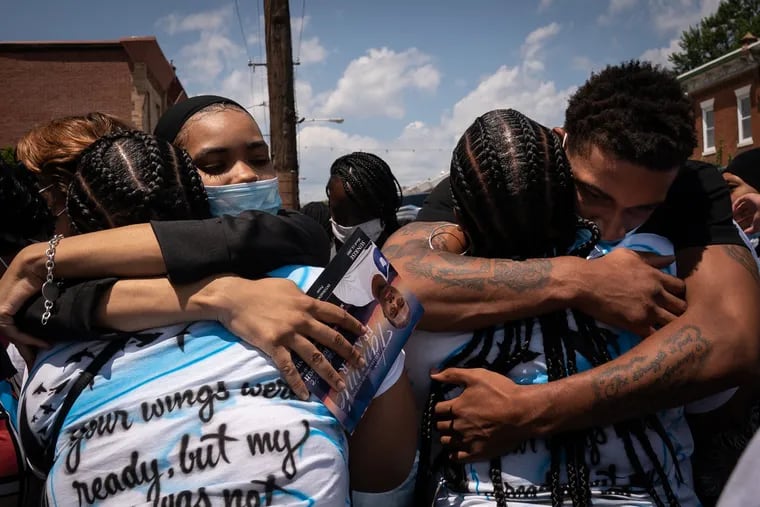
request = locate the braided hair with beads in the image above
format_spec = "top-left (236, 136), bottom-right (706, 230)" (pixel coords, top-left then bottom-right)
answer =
top-left (416, 109), bottom-right (682, 507)
top-left (327, 152), bottom-right (402, 247)
top-left (66, 130), bottom-right (210, 233)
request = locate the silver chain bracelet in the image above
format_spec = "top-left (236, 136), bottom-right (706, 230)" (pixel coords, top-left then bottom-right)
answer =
top-left (40, 234), bottom-right (64, 326)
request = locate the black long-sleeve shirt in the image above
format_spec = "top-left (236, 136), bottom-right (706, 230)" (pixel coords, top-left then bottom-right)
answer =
top-left (17, 210), bottom-right (330, 341)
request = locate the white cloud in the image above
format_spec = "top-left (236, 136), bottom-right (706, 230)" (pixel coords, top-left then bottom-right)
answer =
top-left (160, 8), bottom-right (574, 204)
top-left (521, 23), bottom-right (561, 74)
top-left (443, 65), bottom-right (574, 139)
top-left (639, 38), bottom-right (681, 68)
top-left (639, 0), bottom-right (721, 69)
top-left (291, 15), bottom-right (310, 39)
top-left (158, 6), bottom-right (230, 35)
top-left (215, 69), bottom-right (269, 111)
top-left (318, 47), bottom-right (441, 119)
top-left (647, 0), bottom-right (721, 35)
top-left (159, 7), bottom-right (246, 87)
top-left (298, 25), bottom-right (574, 202)
top-left (522, 23), bottom-right (561, 60)
top-left (295, 80), bottom-right (315, 116)
top-left (179, 31), bottom-right (244, 81)
top-left (597, 0), bottom-right (638, 25)
top-left (289, 16), bottom-right (328, 64)
top-left (298, 37), bottom-right (327, 64)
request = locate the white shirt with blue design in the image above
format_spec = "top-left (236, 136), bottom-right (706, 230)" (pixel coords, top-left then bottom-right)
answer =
top-left (19, 266), bottom-right (379, 507)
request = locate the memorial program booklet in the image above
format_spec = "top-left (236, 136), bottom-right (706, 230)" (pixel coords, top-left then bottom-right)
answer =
top-left (295, 229), bottom-right (424, 433)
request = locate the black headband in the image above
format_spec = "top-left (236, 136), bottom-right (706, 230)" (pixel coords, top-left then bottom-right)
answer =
top-left (153, 95), bottom-right (249, 143)
top-left (724, 148), bottom-right (760, 191)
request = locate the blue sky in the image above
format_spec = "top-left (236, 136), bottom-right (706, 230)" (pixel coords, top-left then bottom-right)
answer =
top-left (1, 0), bottom-right (721, 201)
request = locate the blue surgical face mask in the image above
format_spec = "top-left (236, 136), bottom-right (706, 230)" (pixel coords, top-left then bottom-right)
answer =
top-left (205, 177), bottom-right (282, 216)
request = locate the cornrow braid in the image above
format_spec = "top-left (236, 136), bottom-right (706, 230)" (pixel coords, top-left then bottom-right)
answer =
top-left (420, 109), bottom-right (682, 507)
top-left (328, 152), bottom-right (402, 247)
top-left (450, 110), bottom-right (577, 259)
top-left (67, 130), bottom-right (210, 234)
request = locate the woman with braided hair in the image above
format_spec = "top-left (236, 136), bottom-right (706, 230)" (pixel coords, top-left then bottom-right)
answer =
top-left (19, 129), bottom-right (418, 506)
top-left (16, 112), bottom-right (131, 237)
top-left (405, 109), bottom-right (723, 506)
top-left (327, 151), bottom-right (403, 250)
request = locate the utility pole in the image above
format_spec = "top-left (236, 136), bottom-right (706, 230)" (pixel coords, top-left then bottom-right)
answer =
top-left (264, 0), bottom-right (299, 209)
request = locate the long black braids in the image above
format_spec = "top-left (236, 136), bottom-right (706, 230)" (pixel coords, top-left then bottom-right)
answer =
top-left (418, 109), bottom-right (682, 507)
top-left (66, 130), bottom-right (209, 233)
top-left (327, 152), bottom-right (402, 247)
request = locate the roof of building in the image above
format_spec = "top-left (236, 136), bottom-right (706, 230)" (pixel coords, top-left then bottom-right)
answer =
top-left (677, 39), bottom-right (760, 94)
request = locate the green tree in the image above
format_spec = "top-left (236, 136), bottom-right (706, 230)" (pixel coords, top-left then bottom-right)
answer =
top-left (669, 0), bottom-right (760, 74)
top-left (0, 146), bottom-right (15, 165)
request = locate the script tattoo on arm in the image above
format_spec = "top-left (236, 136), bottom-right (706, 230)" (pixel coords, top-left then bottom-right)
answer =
top-left (383, 222), bottom-right (553, 293)
top-left (722, 245), bottom-right (760, 284)
top-left (591, 325), bottom-right (713, 406)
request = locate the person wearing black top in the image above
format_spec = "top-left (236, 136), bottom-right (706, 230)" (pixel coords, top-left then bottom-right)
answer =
top-left (723, 148), bottom-right (760, 256)
top-left (382, 61), bottom-right (760, 474)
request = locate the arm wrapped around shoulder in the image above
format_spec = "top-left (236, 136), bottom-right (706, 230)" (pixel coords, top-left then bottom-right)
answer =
top-left (151, 209), bottom-right (331, 283)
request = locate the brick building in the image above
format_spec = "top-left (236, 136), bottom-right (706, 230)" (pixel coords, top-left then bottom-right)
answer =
top-left (678, 35), bottom-right (760, 167)
top-left (0, 36), bottom-right (185, 148)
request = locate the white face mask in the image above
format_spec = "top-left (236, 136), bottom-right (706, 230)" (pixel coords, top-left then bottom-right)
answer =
top-left (205, 177), bottom-right (282, 216)
top-left (330, 218), bottom-right (384, 244)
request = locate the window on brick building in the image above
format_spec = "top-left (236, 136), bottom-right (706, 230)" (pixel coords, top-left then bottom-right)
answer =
top-left (701, 98), bottom-right (716, 155)
top-left (735, 84), bottom-right (753, 147)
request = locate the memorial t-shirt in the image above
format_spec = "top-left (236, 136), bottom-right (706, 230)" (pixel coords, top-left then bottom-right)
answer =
top-left (18, 266), bottom-right (359, 507)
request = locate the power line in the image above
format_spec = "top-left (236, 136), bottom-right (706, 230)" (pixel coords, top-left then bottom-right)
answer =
top-left (294, 0), bottom-right (307, 164)
top-left (255, 0), bottom-right (269, 135)
top-left (295, 0), bottom-right (306, 64)
top-left (233, 0), bottom-right (252, 60)
top-left (233, 0), bottom-right (263, 131)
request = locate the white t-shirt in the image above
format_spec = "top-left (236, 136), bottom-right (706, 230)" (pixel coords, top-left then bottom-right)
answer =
top-left (405, 233), bottom-right (727, 507)
top-left (19, 265), bottom-right (403, 507)
top-left (331, 247), bottom-right (389, 308)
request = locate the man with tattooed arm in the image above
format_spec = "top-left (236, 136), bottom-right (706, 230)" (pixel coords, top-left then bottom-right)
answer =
top-left (383, 60), bottom-right (760, 479)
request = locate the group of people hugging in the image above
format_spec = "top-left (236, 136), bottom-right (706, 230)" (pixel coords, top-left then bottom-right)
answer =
top-left (1, 59), bottom-right (760, 507)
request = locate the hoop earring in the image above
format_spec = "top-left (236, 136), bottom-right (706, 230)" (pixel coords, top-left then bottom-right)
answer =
top-left (562, 132), bottom-right (568, 150)
top-left (427, 223), bottom-right (471, 256)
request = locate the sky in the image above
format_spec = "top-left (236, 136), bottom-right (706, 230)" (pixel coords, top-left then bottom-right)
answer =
top-left (1, 0), bottom-right (722, 202)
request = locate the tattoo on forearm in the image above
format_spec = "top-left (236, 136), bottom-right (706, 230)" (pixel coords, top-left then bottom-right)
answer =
top-left (722, 245), bottom-right (760, 283)
top-left (592, 325), bottom-right (712, 403)
top-left (403, 252), bottom-right (490, 290)
top-left (384, 222), bottom-right (553, 292)
top-left (493, 259), bottom-right (552, 292)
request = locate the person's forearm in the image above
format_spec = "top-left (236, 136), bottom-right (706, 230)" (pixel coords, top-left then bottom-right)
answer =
top-left (383, 222), bottom-right (583, 331)
top-left (94, 276), bottom-right (222, 332)
top-left (17, 224), bottom-right (165, 281)
top-left (533, 245), bottom-right (760, 437)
